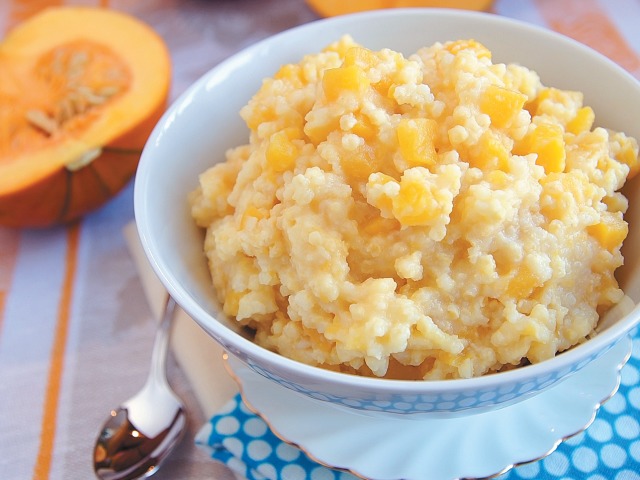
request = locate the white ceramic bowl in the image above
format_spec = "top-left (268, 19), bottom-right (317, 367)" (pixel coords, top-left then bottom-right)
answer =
top-left (135, 8), bottom-right (640, 418)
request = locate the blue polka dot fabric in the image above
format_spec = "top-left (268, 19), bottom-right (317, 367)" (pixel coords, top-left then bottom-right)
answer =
top-left (501, 332), bottom-right (640, 480)
top-left (196, 332), bottom-right (640, 480)
top-left (196, 395), bottom-right (360, 480)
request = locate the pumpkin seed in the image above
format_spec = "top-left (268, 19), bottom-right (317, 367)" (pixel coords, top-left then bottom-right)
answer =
top-left (25, 109), bottom-right (57, 135)
top-left (66, 147), bottom-right (102, 171)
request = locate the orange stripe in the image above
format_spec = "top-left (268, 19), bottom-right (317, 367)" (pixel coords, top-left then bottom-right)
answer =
top-left (534, 0), bottom-right (640, 77)
top-left (32, 223), bottom-right (81, 480)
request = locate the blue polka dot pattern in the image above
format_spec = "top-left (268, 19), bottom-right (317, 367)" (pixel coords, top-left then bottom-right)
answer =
top-left (501, 329), bottom-right (640, 480)
top-left (197, 394), bottom-right (360, 480)
top-left (246, 357), bottom-right (592, 415)
top-left (196, 329), bottom-right (640, 479)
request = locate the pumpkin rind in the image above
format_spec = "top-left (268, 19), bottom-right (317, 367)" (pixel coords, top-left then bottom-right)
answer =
top-left (0, 148), bottom-right (141, 227)
top-left (305, 0), bottom-right (494, 17)
top-left (0, 6), bottom-right (171, 227)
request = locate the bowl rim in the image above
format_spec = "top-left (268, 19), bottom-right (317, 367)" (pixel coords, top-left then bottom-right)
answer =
top-left (135, 7), bottom-right (640, 395)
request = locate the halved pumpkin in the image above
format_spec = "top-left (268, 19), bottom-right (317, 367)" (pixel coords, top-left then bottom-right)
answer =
top-left (0, 6), bottom-right (171, 227)
top-left (305, 0), bottom-right (494, 17)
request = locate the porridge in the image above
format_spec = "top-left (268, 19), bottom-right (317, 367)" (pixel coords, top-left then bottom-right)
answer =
top-left (190, 37), bottom-right (638, 380)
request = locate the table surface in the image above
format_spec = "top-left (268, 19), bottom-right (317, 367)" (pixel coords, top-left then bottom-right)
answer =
top-left (1, 1), bottom-right (640, 479)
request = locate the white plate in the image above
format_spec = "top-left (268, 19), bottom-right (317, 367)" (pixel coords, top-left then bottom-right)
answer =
top-left (226, 336), bottom-right (632, 480)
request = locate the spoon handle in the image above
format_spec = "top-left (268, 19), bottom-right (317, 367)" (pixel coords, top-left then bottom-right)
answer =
top-left (94, 294), bottom-right (187, 480)
top-left (150, 295), bottom-right (178, 387)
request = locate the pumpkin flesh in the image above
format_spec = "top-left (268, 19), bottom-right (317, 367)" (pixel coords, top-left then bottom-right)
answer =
top-left (0, 7), bottom-right (171, 227)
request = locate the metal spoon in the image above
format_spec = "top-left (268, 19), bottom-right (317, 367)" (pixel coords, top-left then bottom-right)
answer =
top-left (93, 295), bottom-right (187, 480)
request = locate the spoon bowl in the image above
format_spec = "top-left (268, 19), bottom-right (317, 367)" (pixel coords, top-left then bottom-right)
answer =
top-left (94, 296), bottom-right (187, 480)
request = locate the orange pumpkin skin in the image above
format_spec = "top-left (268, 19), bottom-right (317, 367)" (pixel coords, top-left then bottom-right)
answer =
top-left (0, 108), bottom-right (167, 228)
top-left (0, 148), bottom-right (140, 228)
top-left (0, 7), bottom-right (171, 228)
top-left (306, 0), bottom-right (494, 17)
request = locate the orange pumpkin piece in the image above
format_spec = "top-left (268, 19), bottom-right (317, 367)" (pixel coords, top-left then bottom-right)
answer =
top-left (305, 0), bottom-right (494, 17)
top-left (0, 7), bottom-right (171, 227)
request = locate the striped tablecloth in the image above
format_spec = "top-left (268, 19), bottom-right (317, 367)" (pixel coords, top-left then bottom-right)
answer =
top-left (1, 1), bottom-right (639, 479)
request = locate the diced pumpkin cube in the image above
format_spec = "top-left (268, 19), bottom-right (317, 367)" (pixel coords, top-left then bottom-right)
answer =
top-left (566, 106), bottom-right (595, 135)
top-left (374, 52), bottom-right (408, 97)
top-left (304, 116), bottom-right (341, 145)
top-left (391, 173), bottom-right (438, 226)
top-left (351, 113), bottom-right (377, 141)
top-left (525, 87), bottom-right (553, 117)
top-left (469, 130), bottom-right (510, 171)
top-left (393, 180), bottom-right (431, 226)
top-left (531, 87), bottom-right (572, 114)
top-left (587, 211), bottom-right (628, 251)
top-left (266, 130), bottom-right (299, 172)
top-left (387, 166), bottom-right (460, 230)
top-left (223, 289), bottom-right (245, 317)
top-left (487, 170), bottom-right (510, 188)
top-left (322, 65), bottom-right (370, 101)
top-left (480, 84), bottom-right (527, 129)
top-left (531, 87), bottom-right (586, 127)
top-left (343, 46), bottom-right (378, 69)
top-left (281, 126), bottom-right (305, 141)
top-left (240, 205), bottom-right (268, 228)
top-left (397, 118), bottom-right (438, 168)
top-left (507, 264), bottom-right (540, 298)
top-left (444, 39), bottom-right (491, 60)
top-left (341, 145), bottom-right (379, 183)
top-left (362, 216), bottom-right (400, 235)
top-left (273, 63), bottom-right (305, 87)
top-left (515, 123), bottom-right (566, 173)
top-left (245, 103), bottom-right (275, 131)
top-left (534, 87), bottom-right (565, 106)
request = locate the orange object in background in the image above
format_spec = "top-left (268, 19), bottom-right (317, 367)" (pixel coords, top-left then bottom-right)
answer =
top-left (0, 6), bottom-right (171, 228)
top-left (306, 0), bottom-right (494, 17)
